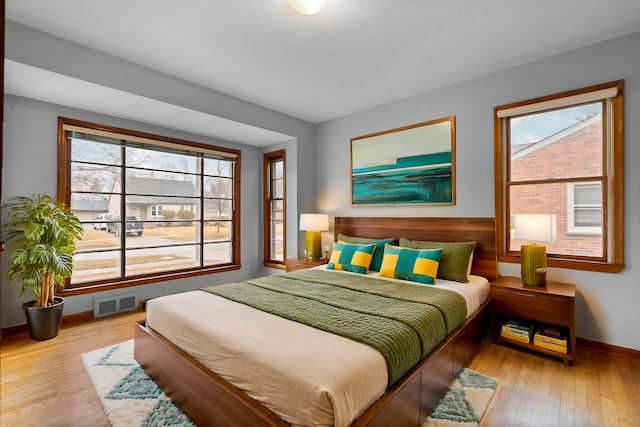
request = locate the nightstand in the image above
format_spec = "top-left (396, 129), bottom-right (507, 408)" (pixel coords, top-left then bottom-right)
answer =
top-left (490, 276), bottom-right (576, 365)
top-left (285, 257), bottom-right (326, 272)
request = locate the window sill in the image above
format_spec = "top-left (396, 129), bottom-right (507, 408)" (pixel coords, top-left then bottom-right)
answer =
top-left (565, 231), bottom-right (603, 236)
top-left (263, 261), bottom-right (286, 270)
top-left (498, 254), bottom-right (624, 274)
top-left (62, 264), bottom-right (241, 296)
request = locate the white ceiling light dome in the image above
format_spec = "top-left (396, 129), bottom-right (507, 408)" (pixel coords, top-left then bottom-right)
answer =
top-left (289, 0), bottom-right (328, 15)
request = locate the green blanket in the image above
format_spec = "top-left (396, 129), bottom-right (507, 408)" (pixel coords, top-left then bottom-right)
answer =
top-left (201, 269), bottom-right (467, 387)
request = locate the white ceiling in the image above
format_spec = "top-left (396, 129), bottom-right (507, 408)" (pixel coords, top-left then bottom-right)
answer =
top-left (6, 0), bottom-right (640, 145)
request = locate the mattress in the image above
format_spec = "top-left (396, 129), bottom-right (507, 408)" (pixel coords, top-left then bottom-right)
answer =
top-left (145, 269), bottom-right (489, 427)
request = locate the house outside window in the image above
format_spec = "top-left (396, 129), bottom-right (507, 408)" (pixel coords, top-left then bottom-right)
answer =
top-left (494, 81), bottom-right (624, 272)
top-left (58, 118), bottom-right (241, 293)
top-left (151, 205), bottom-right (163, 217)
top-left (263, 150), bottom-right (286, 267)
top-left (567, 182), bottom-right (602, 235)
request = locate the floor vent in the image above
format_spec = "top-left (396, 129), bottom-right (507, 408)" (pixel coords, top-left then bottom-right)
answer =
top-left (94, 293), bottom-right (138, 317)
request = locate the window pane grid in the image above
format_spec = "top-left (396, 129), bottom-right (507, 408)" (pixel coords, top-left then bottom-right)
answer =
top-left (65, 123), bottom-right (238, 288)
top-left (506, 102), bottom-right (606, 259)
top-left (264, 152), bottom-right (285, 264)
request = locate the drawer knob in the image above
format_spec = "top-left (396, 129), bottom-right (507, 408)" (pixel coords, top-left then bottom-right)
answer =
top-left (516, 292), bottom-right (536, 297)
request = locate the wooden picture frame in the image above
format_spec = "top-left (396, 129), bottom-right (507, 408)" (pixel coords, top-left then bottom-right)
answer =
top-left (351, 117), bottom-right (456, 205)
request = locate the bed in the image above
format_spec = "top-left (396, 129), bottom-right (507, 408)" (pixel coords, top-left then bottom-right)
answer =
top-left (134, 217), bottom-right (497, 427)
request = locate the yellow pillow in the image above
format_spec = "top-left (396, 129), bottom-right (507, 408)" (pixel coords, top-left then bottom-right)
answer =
top-left (327, 242), bottom-right (376, 274)
top-left (379, 244), bottom-right (442, 285)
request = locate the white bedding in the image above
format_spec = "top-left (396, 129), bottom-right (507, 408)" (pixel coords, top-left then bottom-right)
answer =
top-left (329, 265), bottom-right (490, 318)
top-left (145, 269), bottom-right (489, 427)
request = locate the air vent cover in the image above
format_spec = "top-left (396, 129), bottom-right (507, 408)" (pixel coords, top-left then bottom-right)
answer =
top-left (93, 293), bottom-right (138, 317)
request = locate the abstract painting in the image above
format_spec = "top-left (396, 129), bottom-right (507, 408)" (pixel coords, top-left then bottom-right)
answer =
top-left (351, 117), bottom-right (456, 205)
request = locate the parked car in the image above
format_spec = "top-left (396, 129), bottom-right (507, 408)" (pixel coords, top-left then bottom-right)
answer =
top-left (107, 215), bottom-right (144, 236)
top-left (93, 213), bottom-right (118, 230)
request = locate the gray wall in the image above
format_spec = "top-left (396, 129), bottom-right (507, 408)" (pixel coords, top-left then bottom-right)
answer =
top-left (315, 32), bottom-right (640, 351)
top-left (1, 23), bottom-right (315, 328)
top-left (1, 94), bottom-right (279, 327)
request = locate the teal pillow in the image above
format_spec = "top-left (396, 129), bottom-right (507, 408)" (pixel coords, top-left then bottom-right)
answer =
top-left (379, 244), bottom-right (442, 285)
top-left (327, 242), bottom-right (376, 274)
top-left (398, 238), bottom-right (476, 283)
top-left (337, 233), bottom-right (394, 272)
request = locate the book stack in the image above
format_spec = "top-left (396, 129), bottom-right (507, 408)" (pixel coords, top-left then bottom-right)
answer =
top-left (533, 327), bottom-right (568, 353)
top-left (501, 320), bottom-right (535, 344)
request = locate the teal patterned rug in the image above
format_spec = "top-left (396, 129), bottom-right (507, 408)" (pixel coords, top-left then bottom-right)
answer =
top-left (423, 368), bottom-right (498, 427)
top-left (81, 340), bottom-right (194, 426)
top-left (83, 340), bottom-right (497, 427)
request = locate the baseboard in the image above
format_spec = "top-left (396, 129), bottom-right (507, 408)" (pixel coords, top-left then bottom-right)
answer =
top-left (577, 337), bottom-right (640, 360)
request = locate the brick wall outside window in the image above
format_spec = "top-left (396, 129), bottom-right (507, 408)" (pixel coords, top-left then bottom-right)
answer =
top-left (510, 121), bottom-right (602, 257)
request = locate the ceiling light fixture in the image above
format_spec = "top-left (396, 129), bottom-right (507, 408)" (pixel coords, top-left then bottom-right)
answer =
top-left (289, 0), bottom-right (328, 15)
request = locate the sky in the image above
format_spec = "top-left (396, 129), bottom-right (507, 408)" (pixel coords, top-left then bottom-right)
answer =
top-left (510, 102), bottom-right (601, 146)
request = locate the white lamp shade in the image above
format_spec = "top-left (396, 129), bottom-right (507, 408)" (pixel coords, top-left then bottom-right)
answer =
top-left (299, 213), bottom-right (329, 231)
top-left (513, 214), bottom-right (557, 242)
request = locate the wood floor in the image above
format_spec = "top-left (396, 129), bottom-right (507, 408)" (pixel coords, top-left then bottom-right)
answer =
top-left (1, 309), bottom-right (639, 427)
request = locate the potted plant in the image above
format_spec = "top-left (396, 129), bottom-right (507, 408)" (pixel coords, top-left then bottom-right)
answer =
top-left (2, 195), bottom-right (83, 340)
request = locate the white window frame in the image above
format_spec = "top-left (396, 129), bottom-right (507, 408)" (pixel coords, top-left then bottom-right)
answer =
top-left (567, 182), bottom-right (602, 235)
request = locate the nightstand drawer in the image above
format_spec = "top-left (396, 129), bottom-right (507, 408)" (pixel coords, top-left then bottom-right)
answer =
top-left (491, 288), bottom-right (570, 325)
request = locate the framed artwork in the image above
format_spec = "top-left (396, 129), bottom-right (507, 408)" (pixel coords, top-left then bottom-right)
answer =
top-left (351, 116), bottom-right (456, 205)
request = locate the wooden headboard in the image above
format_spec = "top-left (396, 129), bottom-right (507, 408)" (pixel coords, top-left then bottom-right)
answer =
top-left (334, 217), bottom-right (497, 281)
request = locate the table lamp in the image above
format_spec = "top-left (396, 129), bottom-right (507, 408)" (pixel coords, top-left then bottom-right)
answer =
top-left (513, 213), bottom-right (557, 286)
top-left (299, 213), bottom-right (329, 260)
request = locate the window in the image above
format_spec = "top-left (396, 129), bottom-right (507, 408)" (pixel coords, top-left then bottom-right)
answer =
top-left (494, 81), bottom-right (624, 272)
top-left (568, 182), bottom-right (602, 234)
top-left (263, 150), bottom-right (286, 267)
top-left (58, 117), bottom-right (241, 292)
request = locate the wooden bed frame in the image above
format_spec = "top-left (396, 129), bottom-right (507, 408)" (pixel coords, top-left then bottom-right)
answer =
top-left (134, 216), bottom-right (497, 427)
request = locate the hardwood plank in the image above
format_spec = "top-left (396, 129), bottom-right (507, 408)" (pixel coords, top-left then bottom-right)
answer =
top-left (585, 349), bottom-right (604, 426)
top-left (601, 396), bottom-right (619, 427)
top-left (526, 357), bottom-right (550, 426)
top-left (613, 359), bottom-right (635, 425)
top-left (572, 358), bottom-right (590, 427)
top-left (1, 309), bottom-right (145, 427)
top-left (468, 341), bottom-right (640, 427)
top-left (512, 353), bottom-right (538, 425)
top-left (559, 360), bottom-right (576, 426)
top-left (623, 357), bottom-right (640, 426)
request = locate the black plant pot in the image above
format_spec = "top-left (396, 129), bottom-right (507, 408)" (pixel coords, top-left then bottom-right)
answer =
top-left (22, 297), bottom-right (64, 341)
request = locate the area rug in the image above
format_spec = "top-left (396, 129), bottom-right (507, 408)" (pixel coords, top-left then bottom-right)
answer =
top-left (423, 368), bottom-right (498, 427)
top-left (81, 340), bottom-right (194, 426)
top-left (83, 340), bottom-right (497, 427)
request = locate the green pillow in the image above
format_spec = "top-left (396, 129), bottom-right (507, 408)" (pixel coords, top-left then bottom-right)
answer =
top-left (327, 242), bottom-right (376, 274)
top-left (398, 238), bottom-right (477, 283)
top-left (379, 244), bottom-right (442, 285)
top-left (337, 233), bottom-right (394, 272)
